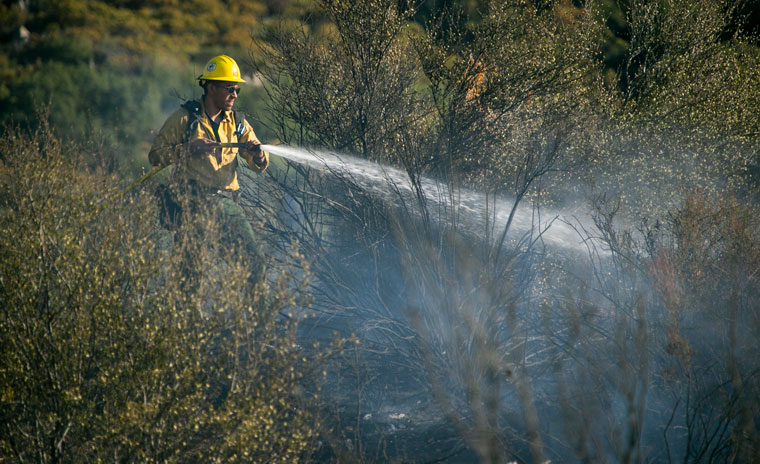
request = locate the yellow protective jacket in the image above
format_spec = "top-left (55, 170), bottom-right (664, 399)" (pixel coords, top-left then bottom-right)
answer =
top-left (148, 99), bottom-right (269, 191)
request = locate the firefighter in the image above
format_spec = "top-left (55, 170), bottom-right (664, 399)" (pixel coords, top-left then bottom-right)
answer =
top-left (148, 54), bottom-right (268, 281)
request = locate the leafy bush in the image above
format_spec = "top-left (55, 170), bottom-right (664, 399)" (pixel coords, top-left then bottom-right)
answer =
top-left (585, 0), bottom-right (760, 218)
top-left (0, 122), bottom-right (320, 462)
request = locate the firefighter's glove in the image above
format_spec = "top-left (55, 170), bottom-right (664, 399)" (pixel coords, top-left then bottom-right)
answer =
top-left (245, 140), bottom-right (266, 167)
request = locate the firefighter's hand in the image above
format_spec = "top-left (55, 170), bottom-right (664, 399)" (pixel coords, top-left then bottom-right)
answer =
top-left (245, 140), bottom-right (266, 167)
top-left (188, 138), bottom-right (219, 156)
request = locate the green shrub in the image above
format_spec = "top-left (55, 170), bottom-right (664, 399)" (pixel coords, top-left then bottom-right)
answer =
top-left (0, 122), bottom-right (320, 462)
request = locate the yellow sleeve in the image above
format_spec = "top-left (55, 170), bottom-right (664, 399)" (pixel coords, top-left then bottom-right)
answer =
top-left (148, 109), bottom-right (189, 167)
top-left (238, 119), bottom-right (269, 173)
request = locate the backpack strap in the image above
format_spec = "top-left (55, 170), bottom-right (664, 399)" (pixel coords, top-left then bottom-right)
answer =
top-left (231, 110), bottom-right (249, 169)
top-left (232, 110), bottom-right (247, 140)
top-left (181, 100), bottom-right (203, 143)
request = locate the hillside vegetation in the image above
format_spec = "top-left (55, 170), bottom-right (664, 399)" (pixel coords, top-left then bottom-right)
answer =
top-left (0, 0), bottom-right (317, 174)
top-left (2, 0), bottom-right (760, 462)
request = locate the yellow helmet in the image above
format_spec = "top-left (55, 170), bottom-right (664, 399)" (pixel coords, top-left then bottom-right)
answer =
top-left (198, 55), bottom-right (245, 83)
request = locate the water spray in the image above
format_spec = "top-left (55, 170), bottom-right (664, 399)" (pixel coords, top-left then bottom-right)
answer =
top-left (255, 144), bottom-right (594, 254)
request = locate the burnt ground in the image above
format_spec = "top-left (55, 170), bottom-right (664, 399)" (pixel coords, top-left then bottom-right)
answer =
top-left (301, 321), bottom-right (479, 463)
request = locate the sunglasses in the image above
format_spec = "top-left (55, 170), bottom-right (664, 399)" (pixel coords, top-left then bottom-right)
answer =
top-left (214, 84), bottom-right (241, 95)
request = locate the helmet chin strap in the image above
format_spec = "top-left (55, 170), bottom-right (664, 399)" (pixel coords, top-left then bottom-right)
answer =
top-left (198, 79), bottom-right (209, 96)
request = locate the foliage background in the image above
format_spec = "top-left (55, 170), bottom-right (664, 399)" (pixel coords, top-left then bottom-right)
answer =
top-left (0, 0), bottom-right (319, 176)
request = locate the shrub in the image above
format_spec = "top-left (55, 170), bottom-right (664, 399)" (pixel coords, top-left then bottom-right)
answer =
top-left (644, 193), bottom-right (760, 462)
top-left (0, 122), bottom-right (320, 462)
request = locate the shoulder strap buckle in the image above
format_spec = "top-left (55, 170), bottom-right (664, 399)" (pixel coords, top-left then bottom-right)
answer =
top-left (233, 110), bottom-right (247, 138)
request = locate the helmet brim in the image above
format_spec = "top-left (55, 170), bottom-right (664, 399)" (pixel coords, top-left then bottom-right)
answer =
top-left (199, 76), bottom-right (246, 84)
